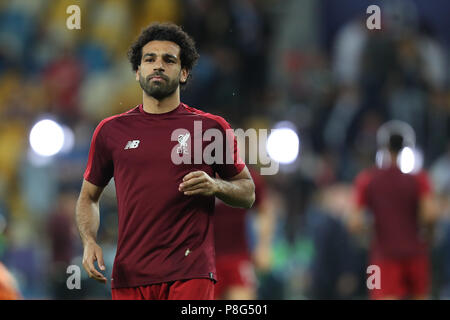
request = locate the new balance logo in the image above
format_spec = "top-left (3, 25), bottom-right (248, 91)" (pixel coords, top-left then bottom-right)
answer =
top-left (124, 140), bottom-right (140, 150)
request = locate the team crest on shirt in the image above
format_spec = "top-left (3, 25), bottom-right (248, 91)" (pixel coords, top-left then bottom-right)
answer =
top-left (177, 133), bottom-right (190, 155)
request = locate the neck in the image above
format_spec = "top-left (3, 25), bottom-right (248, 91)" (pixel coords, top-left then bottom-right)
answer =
top-left (142, 87), bottom-right (181, 114)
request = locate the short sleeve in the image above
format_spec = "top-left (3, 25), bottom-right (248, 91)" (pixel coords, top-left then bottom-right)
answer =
top-left (354, 170), bottom-right (372, 209)
top-left (415, 170), bottom-right (432, 198)
top-left (83, 122), bottom-right (114, 187)
top-left (212, 119), bottom-right (245, 179)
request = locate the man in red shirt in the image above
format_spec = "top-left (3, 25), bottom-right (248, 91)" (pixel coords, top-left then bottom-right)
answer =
top-left (75, 23), bottom-right (255, 300)
top-left (214, 167), bottom-right (274, 300)
top-left (349, 133), bottom-right (437, 299)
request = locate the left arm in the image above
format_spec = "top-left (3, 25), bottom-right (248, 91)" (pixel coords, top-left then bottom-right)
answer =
top-left (179, 166), bottom-right (255, 209)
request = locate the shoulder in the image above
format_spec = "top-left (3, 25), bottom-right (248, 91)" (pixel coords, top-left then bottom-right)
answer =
top-left (95, 105), bottom-right (140, 135)
top-left (181, 103), bottom-right (233, 131)
top-left (414, 169), bottom-right (431, 181)
top-left (355, 167), bottom-right (376, 187)
top-left (413, 170), bottom-right (432, 194)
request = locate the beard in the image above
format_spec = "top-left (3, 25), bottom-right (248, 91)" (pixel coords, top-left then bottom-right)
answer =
top-left (139, 71), bottom-right (180, 100)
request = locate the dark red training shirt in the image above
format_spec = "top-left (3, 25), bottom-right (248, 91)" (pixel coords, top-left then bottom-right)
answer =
top-left (84, 103), bottom-right (245, 288)
top-left (354, 166), bottom-right (432, 259)
top-left (214, 167), bottom-right (267, 258)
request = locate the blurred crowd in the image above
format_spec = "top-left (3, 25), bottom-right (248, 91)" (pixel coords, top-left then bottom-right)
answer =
top-left (0, 0), bottom-right (449, 299)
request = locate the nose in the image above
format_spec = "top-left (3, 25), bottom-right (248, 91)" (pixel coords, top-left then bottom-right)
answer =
top-left (153, 57), bottom-right (165, 72)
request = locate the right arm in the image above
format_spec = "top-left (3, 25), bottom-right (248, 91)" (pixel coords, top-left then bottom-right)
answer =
top-left (419, 193), bottom-right (438, 225)
top-left (348, 206), bottom-right (366, 235)
top-left (416, 171), bottom-right (439, 238)
top-left (75, 179), bottom-right (107, 283)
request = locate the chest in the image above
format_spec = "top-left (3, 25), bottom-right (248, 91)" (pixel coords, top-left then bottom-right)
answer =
top-left (106, 118), bottom-right (217, 173)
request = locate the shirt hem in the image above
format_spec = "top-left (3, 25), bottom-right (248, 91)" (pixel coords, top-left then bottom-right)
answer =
top-left (111, 274), bottom-right (217, 289)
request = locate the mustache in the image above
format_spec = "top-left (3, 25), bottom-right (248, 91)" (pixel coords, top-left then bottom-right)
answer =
top-left (147, 73), bottom-right (169, 81)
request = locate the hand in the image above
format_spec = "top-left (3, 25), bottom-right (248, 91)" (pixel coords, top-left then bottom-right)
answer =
top-left (179, 171), bottom-right (218, 196)
top-left (82, 241), bottom-right (107, 284)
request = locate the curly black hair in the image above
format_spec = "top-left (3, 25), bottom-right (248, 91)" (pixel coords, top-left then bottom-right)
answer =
top-left (128, 22), bottom-right (199, 86)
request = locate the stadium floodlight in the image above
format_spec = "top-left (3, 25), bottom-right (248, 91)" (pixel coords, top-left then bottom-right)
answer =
top-left (29, 119), bottom-right (65, 157)
top-left (266, 122), bottom-right (300, 164)
top-left (398, 147), bottom-right (415, 174)
top-left (398, 147), bottom-right (423, 174)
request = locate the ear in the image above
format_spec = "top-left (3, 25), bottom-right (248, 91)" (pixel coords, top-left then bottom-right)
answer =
top-left (135, 68), bottom-right (140, 81)
top-left (180, 68), bottom-right (189, 84)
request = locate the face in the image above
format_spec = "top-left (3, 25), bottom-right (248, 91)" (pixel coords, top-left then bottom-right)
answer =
top-left (136, 40), bottom-right (188, 100)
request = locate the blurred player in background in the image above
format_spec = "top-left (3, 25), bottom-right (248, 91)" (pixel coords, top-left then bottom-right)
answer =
top-left (214, 167), bottom-right (274, 300)
top-left (0, 262), bottom-right (20, 300)
top-left (349, 133), bottom-right (437, 299)
top-left (76, 23), bottom-right (255, 300)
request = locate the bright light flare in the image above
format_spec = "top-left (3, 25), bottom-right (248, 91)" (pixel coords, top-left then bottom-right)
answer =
top-left (398, 147), bottom-right (423, 174)
top-left (266, 126), bottom-right (300, 164)
top-left (29, 119), bottom-right (65, 156)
